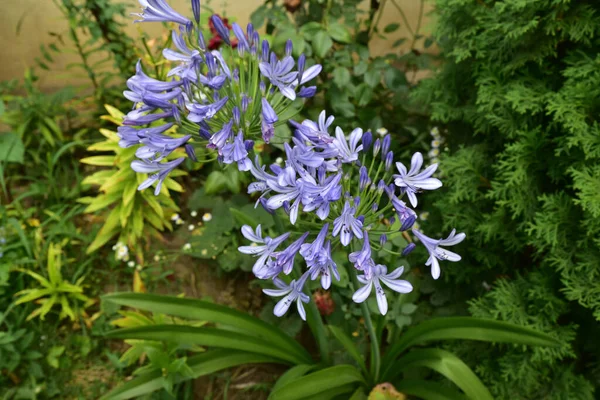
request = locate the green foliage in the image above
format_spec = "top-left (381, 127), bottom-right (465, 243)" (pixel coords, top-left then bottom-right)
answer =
top-left (14, 243), bottom-right (92, 321)
top-left (79, 105), bottom-right (184, 256)
top-left (251, 0), bottom-right (434, 141)
top-left (184, 189), bottom-right (274, 273)
top-left (101, 292), bottom-right (559, 400)
top-left (412, 0), bottom-right (600, 397)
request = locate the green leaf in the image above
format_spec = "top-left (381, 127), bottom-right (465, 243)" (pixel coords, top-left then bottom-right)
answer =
top-left (328, 22), bottom-right (352, 43)
top-left (354, 84), bottom-right (374, 107)
top-left (382, 317), bottom-right (561, 372)
top-left (396, 380), bottom-right (468, 400)
top-left (328, 326), bottom-right (367, 375)
top-left (46, 345), bottom-right (65, 369)
top-left (364, 70), bottom-right (381, 88)
top-left (230, 207), bottom-right (259, 228)
top-left (300, 22), bottom-right (323, 37)
top-left (104, 325), bottom-right (299, 364)
top-left (272, 364), bottom-right (316, 392)
top-left (102, 293), bottom-right (312, 364)
top-left (384, 23), bottom-right (400, 33)
top-left (389, 349), bottom-right (492, 400)
top-left (204, 171), bottom-right (228, 194)
top-left (269, 365), bottom-right (363, 400)
top-left (333, 67), bottom-right (351, 88)
top-left (0, 133), bottom-right (24, 164)
top-left (101, 350), bottom-right (277, 400)
top-left (312, 31), bottom-right (333, 58)
top-left (401, 303), bottom-right (418, 314)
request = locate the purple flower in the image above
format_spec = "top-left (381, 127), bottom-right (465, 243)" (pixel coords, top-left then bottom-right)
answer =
top-left (402, 243), bottom-right (416, 256)
top-left (332, 201), bottom-right (364, 246)
top-left (261, 98), bottom-right (278, 143)
top-left (386, 187), bottom-right (417, 231)
top-left (259, 54), bottom-right (298, 100)
top-left (133, 0), bottom-right (191, 27)
top-left (191, 0), bottom-right (200, 23)
top-left (186, 96), bottom-right (228, 123)
top-left (263, 272), bottom-right (310, 320)
top-left (117, 124), bottom-right (174, 148)
top-left (123, 108), bottom-right (174, 126)
top-left (352, 265), bottom-right (413, 315)
top-left (359, 166), bottom-right (370, 192)
top-left (307, 241), bottom-right (339, 290)
top-left (238, 224), bottom-right (290, 277)
top-left (208, 119), bottom-right (233, 150)
top-left (332, 127), bottom-right (363, 163)
top-left (349, 231), bottom-right (375, 276)
top-left (381, 134), bottom-right (391, 156)
top-left (231, 23), bottom-right (249, 49)
top-left (299, 224), bottom-right (329, 262)
top-left (297, 86), bottom-right (317, 98)
top-left (301, 173), bottom-right (343, 220)
top-left (210, 14), bottom-right (230, 45)
top-left (291, 111), bottom-right (335, 146)
top-left (128, 61), bottom-right (182, 92)
top-left (273, 232), bottom-right (309, 274)
top-left (373, 138), bottom-right (381, 157)
top-left (394, 152), bottom-right (442, 207)
top-left (385, 151), bottom-right (393, 171)
top-left (163, 30), bottom-right (202, 79)
top-left (362, 131), bottom-right (372, 152)
top-left (220, 131), bottom-right (251, 171)
top-left (131, 157), bottom-right (185, 195)
top-left (136, 133), bottom-right (191, 161)
top-left (412, 229), bottom-right (465, 279)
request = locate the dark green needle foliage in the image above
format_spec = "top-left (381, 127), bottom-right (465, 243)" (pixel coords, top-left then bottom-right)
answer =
top-left (413, 0), bottom-right (600, 398)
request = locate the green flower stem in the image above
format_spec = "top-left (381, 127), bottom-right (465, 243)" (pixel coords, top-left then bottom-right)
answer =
top-left (348, 261), bottom-right (381, 385)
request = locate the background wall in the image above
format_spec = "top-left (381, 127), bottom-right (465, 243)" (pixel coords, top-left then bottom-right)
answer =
top-left (0, 0), bottom-right (434, 91)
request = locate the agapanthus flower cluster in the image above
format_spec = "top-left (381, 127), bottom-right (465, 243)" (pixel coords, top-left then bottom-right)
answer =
top-left (119, 0), bottom-right (321, 194)
top-left (239, 112), bottom-right (465, 319)
top-left (123, 0), bottom-right (465, 321)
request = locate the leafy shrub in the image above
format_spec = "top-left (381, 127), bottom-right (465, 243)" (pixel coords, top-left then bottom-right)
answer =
top-left (413, 0), bottom-right (600, 397)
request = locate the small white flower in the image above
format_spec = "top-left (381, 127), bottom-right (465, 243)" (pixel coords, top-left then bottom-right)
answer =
top-left (176, 219), bottom-right (185, 225)
top-left (171, 213), bottom-right (180, 221)
top-left (276, 157), bottom-right (283, 165)
top-left (430, 127), bottom-right (440, 137)
top-left (431, 139), bottom-right (441, 148)
top-left (188, 224), bottom-right (195, 231)
top-left (153, 254), bottom-right (160, 262)
top-left (428, 148), bottom-right (440, 158)
top-left (202, 212), bottom-right (213, 222)
top-left (183, 243), bottom-right (192, 251)
top-left (136, 264), bottom-right (143, 271)
top-left (127, 260), bottom-right (135, 268)
top-left (420, 211), bottom-right (430, 221)
top-left (376, 127), bottom-right (388, 136)
top-left (191, 210), bottom-right (198, 217)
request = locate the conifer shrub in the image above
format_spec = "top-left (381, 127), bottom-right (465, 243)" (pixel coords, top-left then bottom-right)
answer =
top-left (413, 1), bottom-right (600, 398)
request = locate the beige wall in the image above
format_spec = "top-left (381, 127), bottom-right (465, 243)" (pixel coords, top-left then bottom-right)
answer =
top-left (0, 0), bottom-right (433, 90)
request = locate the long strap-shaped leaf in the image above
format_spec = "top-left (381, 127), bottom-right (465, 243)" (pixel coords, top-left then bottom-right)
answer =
top-left (328, 325), bottom-right (368, 376)
top-left (102, 292), bottom-right (312, 364)
top-left (100, 349), bottom-right (278, 400)
top-left (269, 365), bottom-right (364, 400)
top-left (388, 348), bottom-right (492, 400)
top-left (104, 325), bottom-right (303, 365)
top-left (271, 364), bottom-right (316, 393)
top-left (395, 380), bottom-right (469, 400)
top-left (382, 317), bottom-right (560, 378)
